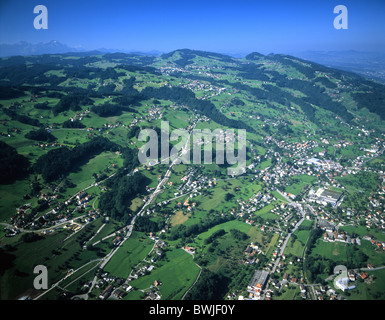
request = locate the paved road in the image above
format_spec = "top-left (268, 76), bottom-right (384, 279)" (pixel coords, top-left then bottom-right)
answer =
top-left (271, 190), bottom-right (305, 274)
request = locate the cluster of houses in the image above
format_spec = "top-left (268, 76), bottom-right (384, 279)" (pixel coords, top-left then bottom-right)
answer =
top-left (75, 191), bottom-right (93, 207)
top-left (323, 229), bottom-right (351, 243)
top-left (97, 274), bottom-right (127, 300)
top-left (319, 218), bottom-right (357, 244)
top-left (96, 235), bottom-right (166, 300)
top-left (128, 238), bottom-right (166, 282)
top-left (8, 187), bottom-right (100, 234)
top-left (275, 139), bottom-right (319, 158)
top-left (310, 170), bottom-right (385, 233)
top-left (235, 191), bottom-right (274, 219)
top-left (176, 78), bottom-right (225, 95)
top-left (67, 109), bottom-right (90, 122)
top-left (244, 242), bottom-right (263, 264)
top-left (145, 105), bottom-right (163, 122)
top-left (160, 63), bottom-right (224, 81)
top-left (363, 234), bottom-right (385, 252)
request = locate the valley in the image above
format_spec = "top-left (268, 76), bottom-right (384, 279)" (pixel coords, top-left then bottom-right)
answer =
top-left (1, 49), bottom-right (385, 301)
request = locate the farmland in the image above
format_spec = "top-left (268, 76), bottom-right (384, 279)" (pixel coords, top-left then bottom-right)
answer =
top-left (0, 49), bottom-right (385, 301)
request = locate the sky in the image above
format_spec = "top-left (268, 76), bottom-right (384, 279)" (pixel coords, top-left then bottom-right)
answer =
top-left (0, 0), bottom-right (384, 55)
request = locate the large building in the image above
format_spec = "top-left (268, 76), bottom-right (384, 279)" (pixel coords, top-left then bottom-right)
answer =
top-left (308, 188), bottom-right (343, 207)
top-left (247, 270), bottom-right (269, 299)
top-left (335, 277), bottom-right (355, 292)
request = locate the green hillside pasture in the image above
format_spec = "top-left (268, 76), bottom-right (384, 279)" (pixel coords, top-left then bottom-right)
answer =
top-left (54, 259), bottom-right (101, 295)
top-left (87, 218), bottom-right (123, 246)
top-left (311, 237), bottom-right (384, 268)
top-left (205, 235), bottom-right (245, 275)
top-left (285, 174), bottom-right (317, 196)
top-left (0, 179), bottom-right (34, 222)
top-left (193, 219), bottom-right (252, 248)
top-left (63, 151), bottom-right (122, 199)
top-left (337, 171), bottom-right (379, 195)
top-left (0, 220), bottom-right (103, 299)
top-left (125, 248), bottom-right (200, 300)
top-left (192, 178), bottom-right (261, 215)
top-left (345, 268), bottom-right (385, 300)
top-left (271, 190), bottom-right (287, 202)
top-left (50, 128), bottom-right (90, 145)
top-left (284, 237), bottom-right (304, 258)
top-left (163, 108), bottom-right (191, 130)
top-left (276, 284), bottom-right (301, 300)
top-left (311, 240), bottom-right (349, 262)
top-left (341, 225), bottom-right (385, 243)
top-left (366, 153), bottom-right (385, 169)
top-left (339, 144), bottom-right (366, 159)
top-left (103, 231), bottom-right (154, 279)
top-left (358, 240), bottom-right (385, 267)
top-left (192, 219), bottom-right (277, 258)
top-left (6, 137), bottom-right (55, 164)
top-left (195, 119), bottom-right (227, 131)
top-left (283, 221), bottom-right (312, 257)
top-left (170, 210), bottom-right (190, 227)
top-left (258, 158), bottom-right (272, 170)
top-left (254, 203), bottom-right (279, 221)
top-left (337, 171), bottom-right (380, 210)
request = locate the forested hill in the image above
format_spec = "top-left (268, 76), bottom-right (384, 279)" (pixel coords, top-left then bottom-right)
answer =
top-left (0, 48), bottom-right (384, 126)
top-left (160, 49), bottom-right (385, 122)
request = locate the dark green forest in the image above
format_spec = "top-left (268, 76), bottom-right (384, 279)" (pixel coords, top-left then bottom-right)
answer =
top-left (0, 141), bottom-right (30, 184)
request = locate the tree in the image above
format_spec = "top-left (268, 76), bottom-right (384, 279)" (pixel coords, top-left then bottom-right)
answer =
top-left (184, 270), bottom-right (229, 300)
top-left (0, 141), bottom-right (30, 184)
top-left (25, 128), bottom-right (56, 142)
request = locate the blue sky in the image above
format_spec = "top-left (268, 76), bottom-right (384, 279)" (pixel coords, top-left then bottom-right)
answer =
top-left (0, 0), bottom-right (384, 54)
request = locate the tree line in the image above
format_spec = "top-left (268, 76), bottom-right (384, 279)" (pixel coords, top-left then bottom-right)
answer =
top-left (141, 85), bottom-right (256, 133)
top-left (98, 170), bottom-right (149, 223)
top-left (167, 215), bottom-right (233, 241)
top-left (33, 136), bottom-right (119, 182)
top-left (0, 141), bottom-right (30, 184)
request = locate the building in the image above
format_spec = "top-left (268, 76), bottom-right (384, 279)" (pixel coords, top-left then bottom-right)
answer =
top-left (99, 284), bottom-right (113, 300)
top-left (306, 157), bottom-right (322, 166)
top-left (247, 270), bottom-right (269, 299)
top-left (335, 277), bottom-right (355, 292)
top-left (309, 188), bottom-right (343, 207)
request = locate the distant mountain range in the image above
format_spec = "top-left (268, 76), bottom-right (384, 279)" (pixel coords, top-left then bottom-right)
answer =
top-left (0, 40), bottom-right (163, 57)
top-left (0, 40), bottom-right (78, 57)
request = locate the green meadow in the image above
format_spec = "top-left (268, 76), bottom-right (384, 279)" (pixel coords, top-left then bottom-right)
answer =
top-left (124, 248), bottom-right (200, 300)
top-left (103, 231), bottom-right (154, 279)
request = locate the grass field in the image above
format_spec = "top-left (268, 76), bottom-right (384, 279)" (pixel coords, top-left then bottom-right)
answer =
top-left (0, 218), bottom-right (107, 299)
top-left (125, 248), bottom-right (200, 300)
top-left (285, 174), bottom-right (317, 195)
top-left (170, 210), bottom-right (190, 226)
top-left (103, 231), bottom-right (154, 279)
top-left (346, 268), bottom-right (385, 300)
top-left (311, 236), bottom-right (385, 269)
top-left (193, 219), bottom-right (252, 247)
top-left (0, 179), bottom-right (33, 222)
top-left (65, 151), bottom-right (122, 194)
top-left (276, 285), bottom-right (301, 300)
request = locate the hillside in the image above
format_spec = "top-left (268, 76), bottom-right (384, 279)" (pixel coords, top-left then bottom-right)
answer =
top-left (0, 49), bottom-right (385, 301)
